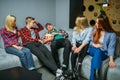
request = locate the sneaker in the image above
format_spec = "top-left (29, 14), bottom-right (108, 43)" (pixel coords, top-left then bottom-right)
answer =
top-left (59, 75), bottom-right (65, 80)
top-left (64, 70), bottom-right (73, 79)
top-left (56, 69), bottom-right (63, 77)
top-left (61, 64), bottom-right (67, 76)
top-left (55, 75), bottom-right (65, 80)
top-left (74, 63), bottom-right (82, 77)
top-left (28, 67), bottom-right (35, 70)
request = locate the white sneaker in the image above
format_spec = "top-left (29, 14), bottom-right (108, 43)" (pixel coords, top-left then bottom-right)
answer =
top-left (28, 67), bottom-right (35, 70)
top-left (54, 75), bottom-right (65, 80)
top-left (59, 76), bottom-right (65, 80)
top-left (56, 69), bottom-right (63, 77)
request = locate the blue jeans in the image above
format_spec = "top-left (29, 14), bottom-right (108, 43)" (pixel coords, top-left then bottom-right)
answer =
top-left (88, 47), bottom-right (108, 80)
top-left (5, 46), bottom-right (35, 70)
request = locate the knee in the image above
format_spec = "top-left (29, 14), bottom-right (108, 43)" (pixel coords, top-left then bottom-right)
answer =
top-left (19, 51), bottom-right (25, 58)
top-left (95, 48), bottom-right (102, 56)
top-left (65, 40), bottom-right (71, 48)
top-left (25, 48), bottom-right (31, 53)
top-left (23, 48), bottom-right (32, 54)
top-left (50, 42), bottom-right (56, 48)
top-left (90, 47), bottom-right (102, 56)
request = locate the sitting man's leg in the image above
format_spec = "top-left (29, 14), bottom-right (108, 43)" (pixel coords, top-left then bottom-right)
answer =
top-left (51, 41), bottom-right (61, 68)
top-left (61, 38), bottom-right (71, 76)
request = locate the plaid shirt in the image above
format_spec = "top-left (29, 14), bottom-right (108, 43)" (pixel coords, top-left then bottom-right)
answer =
top-left (20, 23), bottom-right (43, 45)
top-left (0, 27), bottom-right (20, 47)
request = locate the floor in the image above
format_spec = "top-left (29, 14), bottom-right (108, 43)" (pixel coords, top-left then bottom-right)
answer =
top-left (0, 67), bottom-right (42, 80)
top-left (37, 67), bottom-right (55, 80)
top-left (37, 67), bottom-right (87, 80)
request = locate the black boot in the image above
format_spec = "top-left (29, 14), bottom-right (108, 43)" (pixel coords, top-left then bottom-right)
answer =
top-left (74, 63), bottom-right (82, 80)
top-left (77, 63), bottom-right (82, 80)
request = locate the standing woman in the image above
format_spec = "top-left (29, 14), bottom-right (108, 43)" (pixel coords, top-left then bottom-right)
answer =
top-left (71, 16), bottom-right (93, 79)
top-left (0, 15), bottom-right (35, 70)
top-left (88, 15), bottom-right (116, 80)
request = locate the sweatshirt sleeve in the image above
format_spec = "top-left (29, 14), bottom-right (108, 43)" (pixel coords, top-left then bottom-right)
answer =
top-left (83, 27), bottom-right (93, 44)
top-left (71, 31), bottom-right (76, 44)
top-left (107, 33), bottom-right (116, 56)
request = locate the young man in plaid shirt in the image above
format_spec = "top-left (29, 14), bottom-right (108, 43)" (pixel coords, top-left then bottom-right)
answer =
top-left (20, 17), bottom-right (63, 78)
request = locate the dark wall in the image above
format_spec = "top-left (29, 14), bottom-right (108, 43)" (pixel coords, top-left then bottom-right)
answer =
top-left (69, 0), bottom-right (84, 28)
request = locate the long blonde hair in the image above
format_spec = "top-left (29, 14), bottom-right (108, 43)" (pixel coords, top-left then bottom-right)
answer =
top-left (74, 16), bottom-right (89, 33)
top-left (5, 15), bottom-right (16, 31)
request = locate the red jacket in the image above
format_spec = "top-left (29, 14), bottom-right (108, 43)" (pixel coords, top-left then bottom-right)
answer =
top-left (20, 23), bottom-right (43, 45)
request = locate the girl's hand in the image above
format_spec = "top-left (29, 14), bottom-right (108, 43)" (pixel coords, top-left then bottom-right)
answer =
top-left (72, 46), bottom-right (76, 51)
top-left (109, 60), bottom-right (116, 68)
top-left (12, 45), bottom-right (23, 50)
top-left (93, 43), bottom-right (102, 48)
top-left (72, 44), bottom-right (77, 53)
top-left (44, 34), bottom-right (54, 42)
top-left (16, 46), bottom-right (23, 50)
top-left (38, 39), bottom-right (44, 44)
top-left (74, 47), bottom-right (81, 54)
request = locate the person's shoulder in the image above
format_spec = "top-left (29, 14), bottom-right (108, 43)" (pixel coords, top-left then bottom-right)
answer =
top-left (106, 31), bottom-right (116, 35)
top-left (0, 27), bottom-right (5, 29)
top-left (19, 27), bottom-right (28, 33)
top-left (0, 28), bottom-right (3, 32)
top-left (110, 32), bottom-right (116, 36)
top-left (20, 27), bottom-right (27, 30)
top-left (0, 27), bottom-right (5, 31)
top-left (0, 28), bottom-right (3, 31)
top-left (106, 32), bottom-right (116, 38)
top-left (54, 28), bottom-right (58, 31)
top-left (86, 26), bottom-right (93, 31)
top-left (87, 26), bottom-right (93, 29)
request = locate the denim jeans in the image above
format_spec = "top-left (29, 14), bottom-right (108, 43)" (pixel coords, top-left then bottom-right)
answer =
top-left (5, 46), bottom-right (35, 70)
top-left (88, 47), bottom-right (108, 80)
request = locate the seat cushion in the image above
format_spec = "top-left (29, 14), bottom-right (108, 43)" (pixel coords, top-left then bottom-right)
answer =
top-left (0, 54), bottom-right (21, 70)
top-left (81, 55), bottom-right (91, 79)
top-left (0, 48), bottom-right (6, 54)
top-left (81, 55), bottom-right (109, 80)
top-left (107, 58), bottom-right (120, 80)
top-left (32, 54), bottom-right (43, 69)
top-left (0, 36), bottom-right (4, 49)
top-left (0, 48), bottom-right (42, 70)
top-left (114, 37), bottom-right (120, 57)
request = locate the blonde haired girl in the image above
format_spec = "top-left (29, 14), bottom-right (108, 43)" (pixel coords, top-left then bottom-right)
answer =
top-left (71, 16), bottom-right (93, 79)
top-left (0, 15), bottom-right (35, 70)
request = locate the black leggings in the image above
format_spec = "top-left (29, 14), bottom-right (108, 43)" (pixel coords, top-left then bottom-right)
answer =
top-left (71, 44), bottom-right (89, 71)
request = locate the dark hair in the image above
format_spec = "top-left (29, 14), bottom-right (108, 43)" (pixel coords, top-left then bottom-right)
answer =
top-left (97, 14), bottom-right (115, 32)
top-left (26, 16), bottom-right (35, 20)
top-left (25, 16), bottom-right (35, 24)
top-left (45, 23), bottom-right (52, 29)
